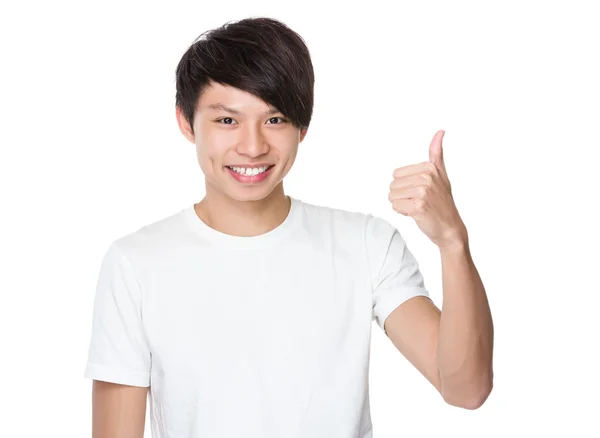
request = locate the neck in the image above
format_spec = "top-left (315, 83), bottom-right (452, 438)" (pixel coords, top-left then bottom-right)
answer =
top-left (195, 182), bottom-right (291, 237)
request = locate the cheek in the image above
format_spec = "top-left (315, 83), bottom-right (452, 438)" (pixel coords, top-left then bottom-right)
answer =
top-left (195, 131), bottom-right (230, 163)
top-left (270, 128), bottom-right (298, 149)
top-left (278, 136), bottom-right (299, 160)
top-left (206, 128), bottom-right (233, 148)
top-left (195, 120), bottom-right (231, 154)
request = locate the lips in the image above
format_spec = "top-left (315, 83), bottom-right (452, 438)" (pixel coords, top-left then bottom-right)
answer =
top-left (226, 164), bottom-right (275, 183)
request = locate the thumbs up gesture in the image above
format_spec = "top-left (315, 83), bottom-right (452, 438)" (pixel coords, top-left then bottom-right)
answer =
top-left (388, 130), bottom-right (468, 249)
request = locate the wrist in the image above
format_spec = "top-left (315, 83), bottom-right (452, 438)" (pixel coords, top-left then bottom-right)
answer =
top-left (437, 228), bottom-right (469, 254)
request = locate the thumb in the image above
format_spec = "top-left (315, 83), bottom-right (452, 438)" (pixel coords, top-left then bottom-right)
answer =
top-left (429, 129), bottom-right (446, 173)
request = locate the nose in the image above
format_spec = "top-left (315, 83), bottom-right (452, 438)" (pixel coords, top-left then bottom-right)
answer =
top-left (235, 125), bottom-right (270, 158)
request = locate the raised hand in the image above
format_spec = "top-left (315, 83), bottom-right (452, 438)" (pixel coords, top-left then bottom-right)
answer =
top-left (388, 130), bottom-right (467, 249)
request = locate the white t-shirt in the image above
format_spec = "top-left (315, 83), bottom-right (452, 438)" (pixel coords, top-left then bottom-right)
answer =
top-left (84, 196), bottom-right (429, 438)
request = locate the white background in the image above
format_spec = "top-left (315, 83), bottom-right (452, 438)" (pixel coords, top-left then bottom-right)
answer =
top-left (1, 0), bottom-right (599, 436)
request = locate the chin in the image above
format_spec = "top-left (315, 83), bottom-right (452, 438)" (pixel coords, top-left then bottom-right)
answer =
top-left (226, 191), bottom-right (277, 203)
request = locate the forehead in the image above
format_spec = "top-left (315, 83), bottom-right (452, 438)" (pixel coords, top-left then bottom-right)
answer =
top-left (198, 82), bottom-right (275, 113)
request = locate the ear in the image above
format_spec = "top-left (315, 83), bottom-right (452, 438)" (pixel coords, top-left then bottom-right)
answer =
top-left (299, 127), bottom-right (308, 143)
top-left (176, 106), bottom-right (195, 144)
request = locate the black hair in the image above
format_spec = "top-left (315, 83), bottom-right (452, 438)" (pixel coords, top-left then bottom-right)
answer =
top-left (175, 17), bottom-right (315, 134)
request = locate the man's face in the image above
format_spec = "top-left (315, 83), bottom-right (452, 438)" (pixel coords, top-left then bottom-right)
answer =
top-left (177, 82), bottom-right (307, 202)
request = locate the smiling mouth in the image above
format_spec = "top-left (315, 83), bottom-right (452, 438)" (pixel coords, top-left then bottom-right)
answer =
top-left (225, 165), bottom-right (275, 176)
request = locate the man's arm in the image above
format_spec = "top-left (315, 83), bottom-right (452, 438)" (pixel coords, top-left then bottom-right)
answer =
top-left (384, 239), bottom-right (494, 410)
top-left (92, 380), bottom-right (148, 438)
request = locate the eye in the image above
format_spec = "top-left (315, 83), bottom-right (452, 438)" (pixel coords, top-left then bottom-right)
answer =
top-left (266, 117), bottom-right (287, 125)
top-left (216, 117), bottom-right (237, 125)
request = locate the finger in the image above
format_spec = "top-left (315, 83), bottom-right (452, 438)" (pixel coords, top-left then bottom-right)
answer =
top-left (391, 199), bottom-right (414, 216)
top-left (392, 161), bottom-right (430, 179)
top-left (388, 185), bottom-right (427, 202)
top-left (428, 130), bottom-right (445, 166)
top-left (389, 173), bottom-right (433, 191)
top-left (428, 130), bottom-right (449, 180)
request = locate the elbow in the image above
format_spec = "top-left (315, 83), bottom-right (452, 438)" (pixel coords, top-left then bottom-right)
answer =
top-left (457, 383), bottom-right (492, 410)
top-left (442, 372), bottom-right (493, 410)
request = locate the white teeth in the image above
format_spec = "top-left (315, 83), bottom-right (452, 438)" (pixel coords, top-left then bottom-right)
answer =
top-left (230, 166), bottom-right (270, 176)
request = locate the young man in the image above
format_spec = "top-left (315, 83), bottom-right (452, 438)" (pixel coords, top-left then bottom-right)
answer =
top-left (84, 16), bottom-right (493, 438)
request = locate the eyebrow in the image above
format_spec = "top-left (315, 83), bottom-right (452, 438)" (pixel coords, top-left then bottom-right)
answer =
top-left (205, 103), bottom-right (281, 116)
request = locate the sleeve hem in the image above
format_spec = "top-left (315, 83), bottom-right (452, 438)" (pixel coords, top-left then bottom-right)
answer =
top-left (373, 287), bottom-right (430, 332)
top-left (84, 362), bottom-right (150, 387)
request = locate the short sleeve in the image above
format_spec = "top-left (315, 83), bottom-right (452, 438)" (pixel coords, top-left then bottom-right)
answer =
top-left (366, 215), bottom-right (430, 333)
top-left (83, 241), bottom-right (151, 387)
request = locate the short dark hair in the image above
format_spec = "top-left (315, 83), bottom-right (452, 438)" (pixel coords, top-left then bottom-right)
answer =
top-left (175, 17), bottom-right (315, 134)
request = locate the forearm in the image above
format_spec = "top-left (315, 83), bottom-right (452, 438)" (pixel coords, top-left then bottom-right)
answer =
top-left (436, 234), bottom-right (494, 409)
